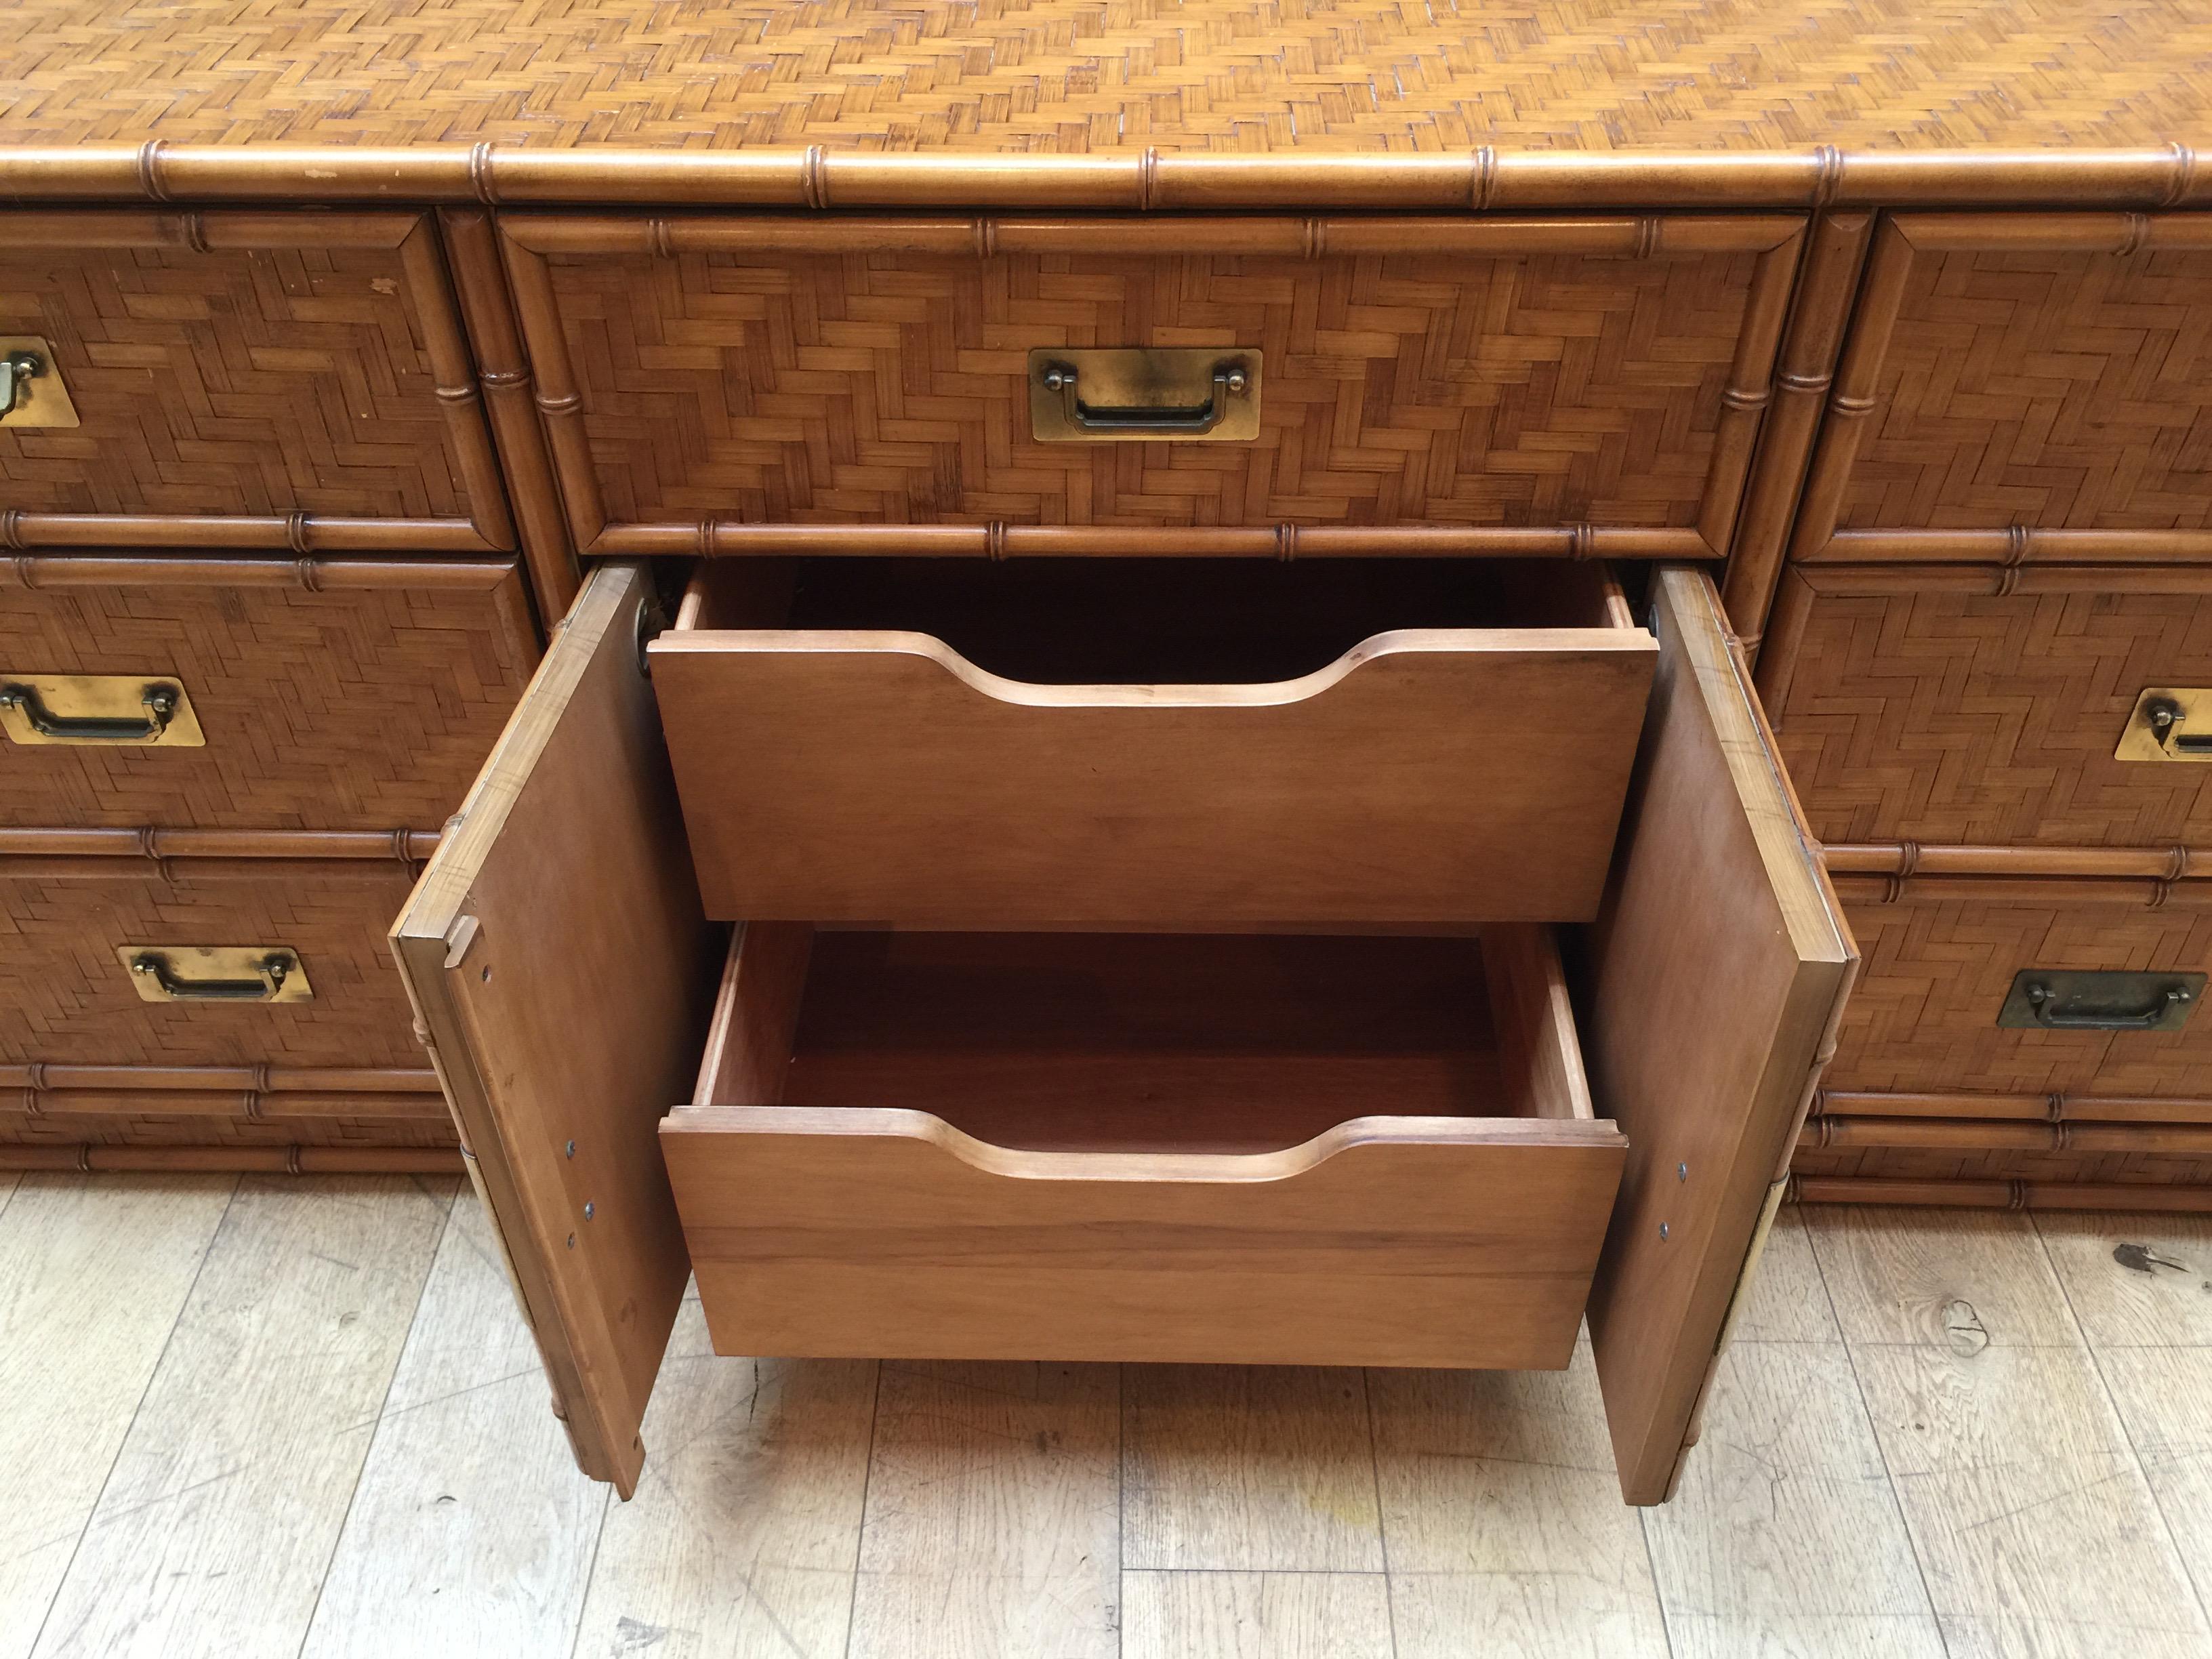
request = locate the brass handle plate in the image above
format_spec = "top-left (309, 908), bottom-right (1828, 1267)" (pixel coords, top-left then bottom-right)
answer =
top-left (0, 337), bottom-right (79, 428)
top-left (2115, 688), bottom-right (2212, 762)
top-left (1028, 348), bottom-right (1261, 443)
top-left (0, 674), bottom-right (205, 747)
top-left (1997, 968), bottom-right (2205, 1031)
top-left (119, 946), bottom-right (314, 1005)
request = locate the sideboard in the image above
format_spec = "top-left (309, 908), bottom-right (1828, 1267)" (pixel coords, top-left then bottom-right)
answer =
top-left (5, 0), bottom-right (2212, 1502)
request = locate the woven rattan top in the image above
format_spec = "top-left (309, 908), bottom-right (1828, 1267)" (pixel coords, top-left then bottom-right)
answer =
top-left (5, 0), bottom-right (2209, 152)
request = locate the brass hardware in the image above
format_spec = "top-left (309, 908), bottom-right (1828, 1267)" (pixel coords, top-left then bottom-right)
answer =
top-left (119, 946), bottom-right (312, 1005)
top-left (1997, 968), bottom-right (2205, 1031)
top-left (0, 337), bottom-right (79, 428)
top-left (1028, 348), bottom-right (1261, 442)
top-left (0, 674), bottom-right (204, 747)
top-left (2116, 688), bottom-right (2212, 762)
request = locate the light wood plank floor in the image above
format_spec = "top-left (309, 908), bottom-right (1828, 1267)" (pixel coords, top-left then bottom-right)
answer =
top-left (4, 1174), bottom-right (2210, 1658)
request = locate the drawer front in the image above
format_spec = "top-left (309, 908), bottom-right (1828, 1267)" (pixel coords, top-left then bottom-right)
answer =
top-left (1797, 213), bottom-right (2212, 564)
top-left (1826, 876), bottom-right (2212, 1097)
top-left (665, 1108), bottom-right (1620, 1370)
top-left (0, 211), bottom-right (510, 549)
top-left (506, 214), bottom-right (1800, 544)
top-left (0, 555), bottom-right (537, 829)
top-left (653, 628), bottom-right (1656, 926)
top-left (0, 852), bottom-right (424, 1069)
top-left (1770, 575), bottom-right (2212, 846)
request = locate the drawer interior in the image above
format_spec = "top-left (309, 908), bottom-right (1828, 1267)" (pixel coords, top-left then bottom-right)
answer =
top-left (691, 928), bottom-right (1600, 1144)
top-left (661, 924), bottom-right (1627, 1368)
top-left (676, 555), bottom-right (1634, 681)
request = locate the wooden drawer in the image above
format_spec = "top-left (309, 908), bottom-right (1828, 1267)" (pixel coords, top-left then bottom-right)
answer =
top-left (0, 831), bottom-right (428, 1070)
top-left (390, 562), bottom-right (1856, 1506)
top-left (1765, 567), bottom-right (2212, 846)
top-left (663, 926), bottom-right (1623, 1370)
top-left (1795, 212), bottom-right (2212, 565)
top-left (1826, 869), bottom-right (2212, 1098)
top-left (501, 213), bottom-right (1803, 550)
top-left (0, 210), bottom-right (512, 552)
top-left (652, 557), bottom-right (1656, 926)
top-left (1, 554), bottom-right (537, 830)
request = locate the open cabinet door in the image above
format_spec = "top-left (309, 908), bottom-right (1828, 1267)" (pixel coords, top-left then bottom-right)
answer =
top-left (1583, 566), bottom-right (1858, 1505)
top-left (392, 564), bottom-right (718, 1496)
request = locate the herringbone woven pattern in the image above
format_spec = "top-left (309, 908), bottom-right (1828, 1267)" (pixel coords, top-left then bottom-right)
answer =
top-left (0, 566), bottom-right (536, 830)
top-left (557, 247), bottom-right (1758, 527)
top-left (0, 863), bottom-right (424, 1069)
top-left (1826, 887), bottom-right (2212, 1096)
top-left (2, 0), bottom-right (2209, 150)
top-left (0, 243), bottom-right (474, 520)
top-left (1776, 586), bottom-right (2212, 846)
top-left (1841, 247), bottom-right (2212, 533)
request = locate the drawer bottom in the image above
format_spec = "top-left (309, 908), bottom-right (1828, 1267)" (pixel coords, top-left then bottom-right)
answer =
top-left (662, 928), bottom-right (1626, 1370)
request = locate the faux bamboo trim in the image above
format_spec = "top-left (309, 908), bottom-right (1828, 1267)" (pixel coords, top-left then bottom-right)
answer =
top-left (1829, 871), bottom-right (2212, 907)
top-left (501, 212), bottom-right (1807, 257)
top-left (591, 522), bottom-right (1717, 560)
top-left (0, 514), bottom-right (500, 554)
top-left (1816, 1089), bottom-right (2212, 1126)
top-left (0, 1144), bottom-right (462, 1175)
top-left (1803, 1115), bottom-right (2212, 1155)
top-left (1790, 1175), bottom-right (2212, 1213)
top-left (0, 1064), bottom-right (440, 1094)
top-left (6, 1090), bottom-right (453, 1122)
top-left (0, 552), bottom-right (523, 590)
top-left (1825, 843), bottom-right (2212, 880)
top-left (1723, 209), bottom-right (1874, 652)
top-left (0, 827), bottom-right (443, 864)
top-left (436, 206), bottom-right (579, 621)
top-left (1805, 529), bottom-right (2212, 567)
top-left (6, 146), bottom-right (2211, 210)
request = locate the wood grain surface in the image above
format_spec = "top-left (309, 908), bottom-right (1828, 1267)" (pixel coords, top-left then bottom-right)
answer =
top-left (653, 571), bottom-right (1656, 928)
top-left (393, 562), bottom-right (720, 1497)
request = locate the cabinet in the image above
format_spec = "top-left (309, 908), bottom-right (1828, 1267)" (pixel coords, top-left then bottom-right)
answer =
top-left (394, 561), bottom-right (1853, 1505)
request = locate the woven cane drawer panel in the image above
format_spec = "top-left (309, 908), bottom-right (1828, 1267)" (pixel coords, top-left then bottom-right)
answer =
top-left (0, 213), bottom-right (507, 544)
top-left (1774, 583), bottom-right (2212, 846)
top-left (0, 856), bottom-right (422, 1069)
top-left (1832, 223), bottom-right (2212, 540)
top-left (1826, 878), bottom-right (2212, 1096)
top-left (525, 224), bottom-right (1789, 535)
top-left (0, 556), bottom-right (537, 830)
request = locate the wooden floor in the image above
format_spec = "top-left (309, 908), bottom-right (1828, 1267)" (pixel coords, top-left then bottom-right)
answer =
top-left (3, 1176), bottom-right (2210, 1658)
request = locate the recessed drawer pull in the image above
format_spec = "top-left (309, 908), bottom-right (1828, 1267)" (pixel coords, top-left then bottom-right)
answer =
top-left (0, 336), bottom-right (75, 428)
top-left (0, 674), bottom-right (205, 747)
top-left (119, 946), bottom-right (314, 1004)
top-left (1999, 969), bottom-right (2205, 1031)
top-left (1028, 348), bottom-right (1262, 443)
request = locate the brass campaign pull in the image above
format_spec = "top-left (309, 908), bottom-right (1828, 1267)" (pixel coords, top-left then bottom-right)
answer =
top-left (0, 337), bottom-right (78, 428)
top-left (0, 676), bottom-right (205, 747)
top-left (120, 947), bottom-right (314, 1004)
top-left (1029, 348), bottom-right (1262, 442)
top-left (2115, 689), bottom-right (2212, 761)
top-left (1999, 969), bottom-right (2205, 1031)
top-left (0, 350), bottom-right (41, 417)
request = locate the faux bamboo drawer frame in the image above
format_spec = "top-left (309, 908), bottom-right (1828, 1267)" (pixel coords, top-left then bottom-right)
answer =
top-left (393, 562), bottom-right (1854, 1508)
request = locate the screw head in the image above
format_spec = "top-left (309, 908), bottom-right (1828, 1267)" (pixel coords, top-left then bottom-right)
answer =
top-left (1677, 1162), bottom-right (1689, 1182)
top-left (1659, 1222), bottom-right (1671, 1240)
top-left (565, 1140), bottom-right (577, 1158)
top-left (583, 1201), bottom-right (595, 1221)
